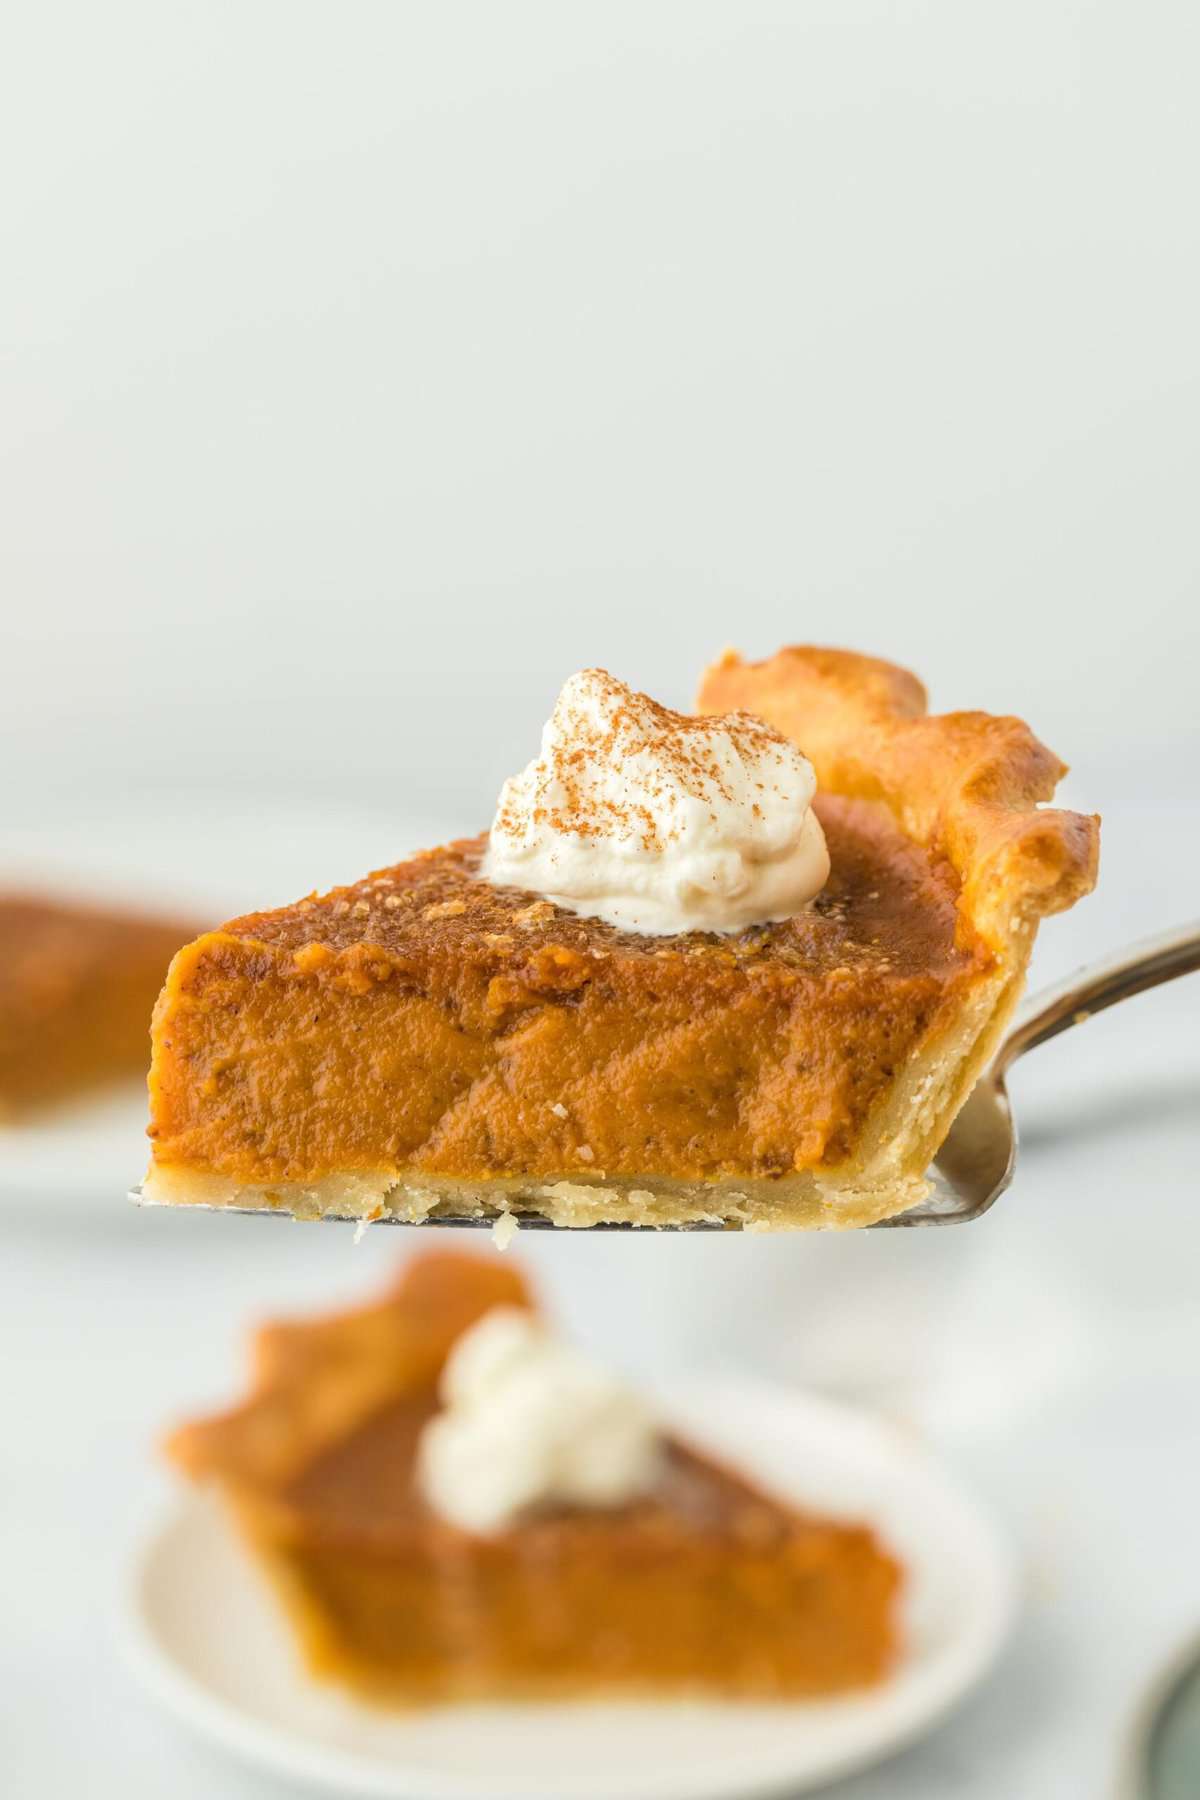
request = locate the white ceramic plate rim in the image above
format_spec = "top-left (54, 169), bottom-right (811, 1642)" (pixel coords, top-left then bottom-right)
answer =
top-left (121, 1375), bottom-right (1017, 1800)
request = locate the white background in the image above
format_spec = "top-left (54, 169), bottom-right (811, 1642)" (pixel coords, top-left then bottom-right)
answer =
top-left (3, 1), bottom-right (1198, 821)
top-left (2, 4), bottom-right (1198, 1796)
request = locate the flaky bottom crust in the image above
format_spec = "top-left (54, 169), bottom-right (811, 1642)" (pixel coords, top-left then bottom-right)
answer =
top-left (143, 1160), bottom-right (929, 1230)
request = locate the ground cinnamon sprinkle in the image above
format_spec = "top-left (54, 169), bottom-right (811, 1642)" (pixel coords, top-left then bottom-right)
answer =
top-left (492, 669), bottom-right (802, 853)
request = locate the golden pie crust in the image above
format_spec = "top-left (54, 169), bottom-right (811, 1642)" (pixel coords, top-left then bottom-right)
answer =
top-left (167, 1252), bottom-right (902, 1704)
top-left (143, 648), bottom-right (1098, 1228)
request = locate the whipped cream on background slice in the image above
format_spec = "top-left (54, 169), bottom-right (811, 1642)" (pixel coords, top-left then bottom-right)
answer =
top-left (481, 668), bottom-right (829, 935)
top-left (417, 1306), bottom-right (663, 1535)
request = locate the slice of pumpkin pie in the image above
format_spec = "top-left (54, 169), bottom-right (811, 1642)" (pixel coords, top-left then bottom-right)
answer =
top-left (143, 652), bottom-right (1097, 1229)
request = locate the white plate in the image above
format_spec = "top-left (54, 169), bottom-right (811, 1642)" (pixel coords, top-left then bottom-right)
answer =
top-left (122, 1377), bottom-right (1016, 1800)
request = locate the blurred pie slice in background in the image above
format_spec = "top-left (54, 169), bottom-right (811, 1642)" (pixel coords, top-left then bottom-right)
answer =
top-left (0, 893), bottom-right (195, 1117)
top-left (166, 1250), bottom-right (904, 1706)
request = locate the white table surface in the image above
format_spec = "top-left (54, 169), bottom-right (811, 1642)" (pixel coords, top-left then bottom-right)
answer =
top-left (3, 787), bottom-right (1197, 1799)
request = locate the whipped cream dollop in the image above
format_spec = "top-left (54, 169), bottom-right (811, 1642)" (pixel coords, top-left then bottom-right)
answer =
top-left (417, 1306), bottom-right (663, 1535)
top-left (481, 669), bottom-right (829, 935)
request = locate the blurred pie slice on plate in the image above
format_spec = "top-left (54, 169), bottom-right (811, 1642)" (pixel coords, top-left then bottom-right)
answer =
top-left (165, 1251), bottom-right (902, 1705)
top-left (134, 1250), bottom-right (1015, 1799)
top-left (0, 893), bottom-right (193, 1117)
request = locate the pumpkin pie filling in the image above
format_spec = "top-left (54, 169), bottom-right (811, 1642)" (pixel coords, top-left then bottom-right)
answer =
top-left (147, 800), bottom-right (979, 1215)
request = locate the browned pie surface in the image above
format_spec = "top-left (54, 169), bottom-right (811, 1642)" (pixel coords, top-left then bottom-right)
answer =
top-left (167, 1253), bottom-right (902, 1702)
top-left (0, 894), bottom-right (194, 1115)
top-left (148, 795), bottom-right (990, 1187)
top-left (284, 1390), bottom-right (800, 1543)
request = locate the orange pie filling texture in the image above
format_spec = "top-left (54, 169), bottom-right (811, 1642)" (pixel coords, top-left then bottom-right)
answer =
top-left (147, 796), bottom-right (987, 1191)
